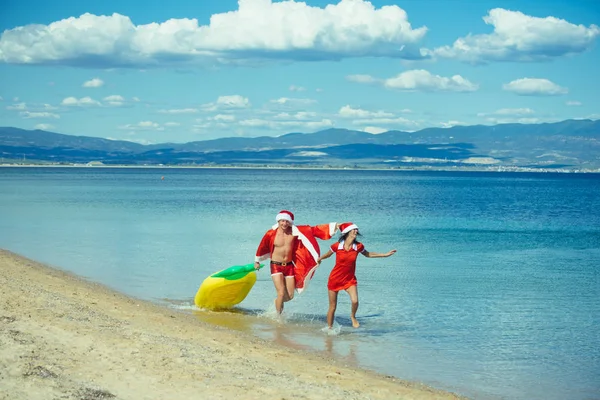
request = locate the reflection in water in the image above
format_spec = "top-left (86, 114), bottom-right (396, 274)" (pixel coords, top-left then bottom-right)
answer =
top-left (191, 307), bottom-right (258, 333)
top-left (325, 335), bottom-right (359, 368)
top-left (189, 303), bottom-right (362, 369)
top-left (271, 323), bottom-right (313, 352)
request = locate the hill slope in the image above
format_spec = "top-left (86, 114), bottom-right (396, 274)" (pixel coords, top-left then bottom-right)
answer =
top-left (1, 119), bottom-right (598, 170)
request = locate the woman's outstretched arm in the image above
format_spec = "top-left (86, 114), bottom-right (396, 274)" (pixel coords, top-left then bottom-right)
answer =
top-left (361, 249), bottom-right (397, 258)
top-left (317, 250), bottom-right (334, 264)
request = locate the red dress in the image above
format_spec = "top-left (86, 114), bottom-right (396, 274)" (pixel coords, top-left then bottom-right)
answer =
top-left (327, 241), bottom-right (365, 292)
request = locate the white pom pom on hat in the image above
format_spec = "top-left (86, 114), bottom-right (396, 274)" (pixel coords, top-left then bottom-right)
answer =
top-left (276, 210), bottom-right (294, 224)
top-left (340, 222), bottom-right (358, 234)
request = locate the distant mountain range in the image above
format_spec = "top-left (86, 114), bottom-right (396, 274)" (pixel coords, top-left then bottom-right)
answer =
top-left (1, 119), bottom-right (599, 171)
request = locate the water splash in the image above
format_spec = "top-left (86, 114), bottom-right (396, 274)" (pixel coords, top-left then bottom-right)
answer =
top-left (321, 321), bottom-right (342, 336)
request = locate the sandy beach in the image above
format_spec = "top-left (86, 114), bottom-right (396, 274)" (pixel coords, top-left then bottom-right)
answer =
top-left (0, 249), bottom-right (464, 400)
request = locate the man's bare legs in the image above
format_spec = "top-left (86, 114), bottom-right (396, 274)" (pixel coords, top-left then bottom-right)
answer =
top-left (285, 276), bottom-right (295, 302)
top-left (327, 290), bottom-right (338, 328)
top-left (345, 285), bottom-right (360, 328)
top-left (271, 274), bottom-right (295, 314)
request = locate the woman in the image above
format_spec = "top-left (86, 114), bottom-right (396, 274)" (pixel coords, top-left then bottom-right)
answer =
top-left (318, 222), bottom-right (396, 329)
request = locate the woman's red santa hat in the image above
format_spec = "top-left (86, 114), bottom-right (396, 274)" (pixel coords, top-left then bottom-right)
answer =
top-left (276, 210), bottom-right (294, 224)
top-left (340, 222), bottom-right (358, 234)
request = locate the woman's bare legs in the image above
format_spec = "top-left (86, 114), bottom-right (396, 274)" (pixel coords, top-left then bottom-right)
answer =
top-left (345, 285), bottom-right (360, 328)
top-left (327, 290), bottom-right (338, 328)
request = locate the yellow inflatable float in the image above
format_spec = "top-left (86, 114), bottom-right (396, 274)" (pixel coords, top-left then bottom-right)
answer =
top-left (194, 263), bottom-right (263, 310)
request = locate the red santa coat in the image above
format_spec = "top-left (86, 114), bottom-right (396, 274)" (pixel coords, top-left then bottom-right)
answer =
top-left (255, 223), bottom-right (337, 293)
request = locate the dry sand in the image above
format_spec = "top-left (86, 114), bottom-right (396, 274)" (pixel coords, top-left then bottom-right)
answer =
top-left (0, 249), bottom-right (465, 400)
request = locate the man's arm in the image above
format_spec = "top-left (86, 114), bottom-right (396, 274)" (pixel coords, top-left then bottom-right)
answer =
top-left (310, 223), bottom-right (339, 240)
top-left (254, 231), bottom-right (274, 268)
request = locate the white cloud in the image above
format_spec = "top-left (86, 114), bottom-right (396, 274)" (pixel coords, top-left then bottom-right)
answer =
top-left (566, 101), bottom-right (582, 106)
top-left (478, 108), bottom-right (535, 117)
top-left (217, 95), bottom-right (249, 108)
top-left (271, 97), bottom-right (295, 105)
top-left (495, 108), bottom-right (534, 115)
top-left (383, 70), bottom-right (478, 92)
top-left (34, 123), bottom-right (55, 130)
top-left (351, 116), bottom-right (418, 128)
top-left (363, 126), bottom-right (387, 134)
top-left (266, 97), bottom-right (318, 113)
top-left (61, 96), bottom-right (101, 106)
top-left (211, 114), bottom-right (236, 122)
top-left (431, 8), bottom-right (600, 63)
top-left (192, 121), bottom-right (211, 130)
top-left (83, 78), bottom-right (104, 87)
top-left (118, 121), bottom-right (165, 131)
top-left (164, 122), bottom-right (181, 127)
top-left (138, 121), bottom-right (160, 128)
top-left (20, 111), bottom-right (60, 119)
top-left (0, 0), bottom-right (429, 67)
top-left (273, 111), bottom-right (317, 120)
top-left (348, 70), bottom-right (478, 92)
top-left (8, 102), bottom-right (62, 112)
top-left (440, 120), bottom-right (465, 128)
top-left (335, 105), bottom-right (420, 129)
top-left (237, 119), bottom-right (270, 127)
top-left (570, 114), bottom-right (599, 121)
top-left (0, 96), bottom-right (3, 101)
top-left (238, 118), bottom-right (333, 131)
top-left (103, 95), bottom-right (125, 106)
top-left (194, 109), bottom-right (335, 133)
top-left (194, 114), bottom-right (238, 129)
top-left (289, 85), bottom-right (306, 92)
top-left (484, 117), bottom-right (542, 124)
top-left (158, 108), bottom-right (198, 114)
top-left (338, 105), bottom-right (394, 118)
top-left (270, 97), bottom-right (316, 105)
top-left (201, 95), bottom-right (250, 111)
top-left (502, 78), bottom-right (567, 96)
top-left (477, 107), bottom-right (548, 124)
top-left (132, 97), bottom-right (141, 102)
top-left (346, 74), bottom-right (378, 84)
top-left (7, 102), bottom-right (27, 110)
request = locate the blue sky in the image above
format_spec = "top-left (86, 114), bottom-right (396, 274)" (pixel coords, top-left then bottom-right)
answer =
top-left (1, 0), bottom-right (599, 144)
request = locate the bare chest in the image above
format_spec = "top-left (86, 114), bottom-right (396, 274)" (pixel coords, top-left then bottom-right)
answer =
top-left (273, 231), bottom-right (295, 248)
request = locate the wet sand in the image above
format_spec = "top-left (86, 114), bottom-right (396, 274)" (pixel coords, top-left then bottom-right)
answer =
top-left (0, 249), bottom-right (465, 400)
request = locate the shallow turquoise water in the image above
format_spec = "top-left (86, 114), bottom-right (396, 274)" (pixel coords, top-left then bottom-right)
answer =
top-left (1, 167), bottom-right (598, 399)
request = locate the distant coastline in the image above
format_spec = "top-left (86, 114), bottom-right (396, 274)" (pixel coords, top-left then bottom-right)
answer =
top-left (2, 120), bottom-right (599, 173)
top-left (2, 162), bottom-right (600, 174)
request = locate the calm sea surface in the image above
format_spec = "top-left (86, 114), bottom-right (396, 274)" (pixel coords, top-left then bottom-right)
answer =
top-left (1, 167), bottom-right (599, 400)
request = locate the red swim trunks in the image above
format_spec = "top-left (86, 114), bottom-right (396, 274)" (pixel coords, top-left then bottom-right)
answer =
top-left (270, 261), bottom-right (294, 277)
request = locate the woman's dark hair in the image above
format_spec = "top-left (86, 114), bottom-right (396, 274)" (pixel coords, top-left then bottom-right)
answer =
top-left (339, 231), bottom-right (362, 244)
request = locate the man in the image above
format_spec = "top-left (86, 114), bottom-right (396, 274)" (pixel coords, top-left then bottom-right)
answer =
top-left (254, 210), bottom-right (338, 314)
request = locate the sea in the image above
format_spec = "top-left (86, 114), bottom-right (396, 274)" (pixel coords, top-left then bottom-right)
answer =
top-left (0, 166), bottom-right (598, 400)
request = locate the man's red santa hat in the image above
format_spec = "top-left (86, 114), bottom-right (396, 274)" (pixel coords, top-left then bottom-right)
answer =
top-left (276, 210), bottom-right (294, 224)
top-left (340, 222), bottom-right (358, 234)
